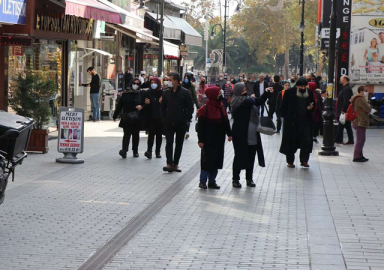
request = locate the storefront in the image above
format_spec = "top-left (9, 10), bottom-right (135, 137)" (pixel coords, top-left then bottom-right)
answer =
top-left (0, 0), bottom-right (122, 123)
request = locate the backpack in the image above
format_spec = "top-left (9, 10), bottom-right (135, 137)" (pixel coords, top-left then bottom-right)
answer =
top-left (345, 96), bottom-right (363, 122)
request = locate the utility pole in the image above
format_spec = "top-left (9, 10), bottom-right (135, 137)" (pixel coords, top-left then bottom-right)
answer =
top-left (222, 0), bottom-right (227, 72)
top-left (299, 0), bottom-right (305, 76)
top-left (204, 17), bottom-right (209, 79)
top-left (319, 0), bottom-right (339, 156)
top-left (158, 0), bottom-right (164, 78)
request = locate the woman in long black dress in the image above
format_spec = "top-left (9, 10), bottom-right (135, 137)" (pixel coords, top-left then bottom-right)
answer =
top-left (113, 78), bottom-right (145, 158)
top-left (197, 86), bottom-right (232, 189)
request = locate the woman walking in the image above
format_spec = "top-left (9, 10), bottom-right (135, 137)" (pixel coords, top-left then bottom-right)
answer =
top-left (144, 77), bottom-right (163, 159)
top-left (183, 73), bottom-right (199, 139)
top-left (113, 78), bottom-right (145, 158)
top-left (231, 83), bottom-right (270, 188)
top-left (197, 86), bottom-right (232, 189)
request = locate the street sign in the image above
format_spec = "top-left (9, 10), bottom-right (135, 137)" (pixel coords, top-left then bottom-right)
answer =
top-left (56, 107), bottom-right (85, 164)
top-left (321, 28), bottom-right (340, 39)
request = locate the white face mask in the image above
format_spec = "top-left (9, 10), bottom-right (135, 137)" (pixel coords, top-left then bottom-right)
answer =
top-left (128, 70), bottom-right (133, 74)
top-left (168, 81), bottom-right (174, 88)
top-left (227, 81), bottom-right (231, 85)
top-left (219, 77), bottom-right (224, 80)
top-left (132, 84), bottom-right (139, 90)
top-left (364, 91), bottom-right (368, 97)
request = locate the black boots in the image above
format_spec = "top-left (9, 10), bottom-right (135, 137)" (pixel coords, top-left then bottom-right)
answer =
top-left (144, 151), bottom-right (152, 159)
top-left (133, 151), bottom-right (139, 158)
top-left (232, 180), bottom-right (242, 188)
top-left (155, 151), bottom-right (162, 158)
top-left (246, 180), bottom-right (256, 187)
top-left (119, 150), bottom-right (127, 159)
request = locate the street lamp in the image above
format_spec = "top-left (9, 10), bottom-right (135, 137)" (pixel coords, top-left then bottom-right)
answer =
top-left (210, 23), bottom-right (225, 72)
top-left (299, 0), bottom-right (305, 76)
top-left (138, 0), bottom-right (148, 16)
top-left (319, 0), bottom-right (338, 156)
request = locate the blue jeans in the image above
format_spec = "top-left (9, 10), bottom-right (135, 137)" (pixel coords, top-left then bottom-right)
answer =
top-left (90, 93), bottom-right (100, 120)
top-left (200, 169), bottom-right (218, 184)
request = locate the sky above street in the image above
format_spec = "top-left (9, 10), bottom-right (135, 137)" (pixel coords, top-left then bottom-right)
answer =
top-left (172, 0), bottom-right (239, 17)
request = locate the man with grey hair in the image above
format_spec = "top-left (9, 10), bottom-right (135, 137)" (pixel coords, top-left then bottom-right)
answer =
top-left (335, 75), bottom-right (354, 145)
top-left (253, 73), bottom-right (269, 116)
top-left (216, 73), bottom-right (226, 90)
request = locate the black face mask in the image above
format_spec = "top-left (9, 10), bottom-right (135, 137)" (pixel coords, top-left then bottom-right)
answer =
top-left (200, 81), bottom-right (205, 85)
top-left (291, 79), bottom-right (295, 83)
top-left (299, 88), bottom-right (306, 93)
top-left (242, 93), bottom-right (248, 96)
top-left (217, 96), bottom-right (223, 102)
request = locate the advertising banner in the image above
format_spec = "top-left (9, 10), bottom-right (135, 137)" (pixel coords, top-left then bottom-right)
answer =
top-left (0, 0), bottom-right (27, 25)
top-left (349, 1), bottom-right (384, 84)
top-left (57, 107), bottom-right (84, 154)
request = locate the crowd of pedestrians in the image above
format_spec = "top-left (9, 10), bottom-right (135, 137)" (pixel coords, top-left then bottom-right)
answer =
top-left (111, 68), bottom-right (372, 189)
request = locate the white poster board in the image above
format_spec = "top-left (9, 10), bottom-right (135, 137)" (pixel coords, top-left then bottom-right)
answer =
top-left (57, 107), bottom-right (84, 153)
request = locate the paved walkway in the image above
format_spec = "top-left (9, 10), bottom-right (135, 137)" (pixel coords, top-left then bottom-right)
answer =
top-left (0, 120), bottom-right (383, 270)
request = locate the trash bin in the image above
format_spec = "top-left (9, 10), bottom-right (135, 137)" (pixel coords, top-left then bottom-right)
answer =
top-left (0, 111), bottom-right (33, 160)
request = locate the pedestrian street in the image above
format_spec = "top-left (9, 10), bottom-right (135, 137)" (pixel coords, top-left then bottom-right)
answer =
top-left (0, 120), bottom-right (383, 270)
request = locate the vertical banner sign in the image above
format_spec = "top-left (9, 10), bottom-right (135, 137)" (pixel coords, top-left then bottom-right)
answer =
top-left (336, 0), bottom-right (352, 95)
top-left (349, 1), bottom-right (384, 84)
top-left (58, 107), bottom-right (84, 154)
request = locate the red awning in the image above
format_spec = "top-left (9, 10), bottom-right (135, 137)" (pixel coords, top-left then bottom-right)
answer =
top-left (65, 0), bottom-right (122, 24)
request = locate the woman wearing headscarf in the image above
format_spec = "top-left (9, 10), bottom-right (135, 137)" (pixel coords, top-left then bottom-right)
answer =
top-left (144, 77), bottom-right (163, 159)
top-left (113, 78), bottom-right (145, 158)
top-left (231, 82), bottom-right (271, 188)
top-left (183, 73), bottom-right (199, 139)
top-left (197, 77), bottom-right (208, 108)
top-left (197, 86), bottom-right (232, 189)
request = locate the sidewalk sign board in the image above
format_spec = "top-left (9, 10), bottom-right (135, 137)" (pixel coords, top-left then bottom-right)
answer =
top-left (56, 107), bottom-right (85, 164)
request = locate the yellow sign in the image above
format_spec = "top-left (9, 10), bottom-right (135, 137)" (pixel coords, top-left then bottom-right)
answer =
top-left (369, 19), bottom-right (384, 28)
top-left (36, 11), bottom-right (93, 36)
top-left (326, 85), bottom-right (333, 99)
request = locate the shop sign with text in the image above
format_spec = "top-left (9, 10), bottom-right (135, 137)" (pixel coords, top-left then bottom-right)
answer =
top-left (0, 0), bottom-right (26, 25)
top-left (36, 11), bottom-right (94, 37)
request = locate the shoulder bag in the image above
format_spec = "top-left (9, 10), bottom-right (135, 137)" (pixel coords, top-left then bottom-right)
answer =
top-left (257, 104), bottom-right (276, 135)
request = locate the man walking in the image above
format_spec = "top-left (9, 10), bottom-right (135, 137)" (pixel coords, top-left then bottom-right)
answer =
top-left (81, 67), bottom-right (101, 122)
top-left (269, 75), bottom-right (283, 130)
top-left (279, 77), bottom-right (315, 168)
top-left (245, 75), bottom-right (256, 96)
top-left (351, 86), bottom-right (372, 162)
top-left (253, 74), bottom-right (269, 116)
top-left (124, 67), bottom-right (134, 89)
top-left (161, 72), bottom-right (194, 173)
top-left (335, 75), bottom-right (354, 145)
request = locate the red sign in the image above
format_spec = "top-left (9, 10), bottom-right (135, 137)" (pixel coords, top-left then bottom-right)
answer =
top-left (12, 46), bottom-right (24, 56)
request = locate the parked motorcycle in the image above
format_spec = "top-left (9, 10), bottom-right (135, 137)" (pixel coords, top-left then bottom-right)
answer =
top-left (0, 111), bottom-right (33, 205)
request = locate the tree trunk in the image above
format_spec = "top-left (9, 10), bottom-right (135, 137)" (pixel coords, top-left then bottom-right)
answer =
top-left (284, 48), bottom-right (289, 79)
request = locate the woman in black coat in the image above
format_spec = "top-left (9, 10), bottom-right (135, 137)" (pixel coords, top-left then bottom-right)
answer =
top-left (144, 77), bottom-right (163, 159)
top-left (197, 86), bottom-right (232, 190)
top-left (279, 77), bottom-right (315, 168)
top-left (231, 82), bottom-right (270, 188)
top-left (113, 78), bottom-right (145, 158)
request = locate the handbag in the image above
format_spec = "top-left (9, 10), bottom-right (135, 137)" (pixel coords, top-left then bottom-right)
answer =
top-left (122, 111), bottom-right (139, 126)
top-left (257, 104), bottom-right (276, 135)
top-left (339, 113), bottom-right (346, 125)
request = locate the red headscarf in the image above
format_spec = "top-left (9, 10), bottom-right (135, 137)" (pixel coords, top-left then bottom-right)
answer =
top-left (198, 86), bottom-right (228, 122)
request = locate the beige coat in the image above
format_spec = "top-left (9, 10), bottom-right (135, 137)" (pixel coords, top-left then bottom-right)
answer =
top-left (351, 94), bottom-right (371, 128)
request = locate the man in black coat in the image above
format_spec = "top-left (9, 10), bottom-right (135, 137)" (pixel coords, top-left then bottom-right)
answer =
top-left (269, 75), bottom-right (284, 130)
top-left (279, 77), bottom-right (315, 168)
top-left (335, 75), bottom-right (354, 145)
top-left (124, 67), bottom-right (133, 89)
top-left (161, 72), bottom-right (194, 173)
top-left (253, 74), bottom-right (269, 116)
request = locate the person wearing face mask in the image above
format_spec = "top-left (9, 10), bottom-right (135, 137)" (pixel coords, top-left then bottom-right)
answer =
top-left (197, 86), bottom-right (232, 189)
top-left (350, 86), bottom-right (371, 162)
top-left (335, 75), bottom-right (354, 145)
top-left (141, 75), bottom-right (153, 89)
top-left (139, 71), bottom-right (146, 85)
top-left (113, 78), bottom-right (146, 158)
top-left (143, 77), bottom-right (163, 159)
top-left (124, 67), bottom-right (134, 89)
top-left (279, 77), bottom-right (315, 168)
top-left (163, 76), bottom-right (170, 89)
top-left (216, 73), bottom-right (226, 90)
top-left (245, 75), bottom-right (256, 96)
top-left (182, 74), bottom-right (199, 139)
top-left (231, 83), bottom-right (271, 188)
top-left (197, 77), bottom-right (208, 108)
top-left (290, 76), bottom-right (297, 87)
top-left (223, 79), bottom-right (233, 113)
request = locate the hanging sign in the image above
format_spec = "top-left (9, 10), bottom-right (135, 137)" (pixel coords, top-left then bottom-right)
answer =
top-left (0, 0), bottom-right (27, 25)
top-left (57, 107), bottom-right (84, 154)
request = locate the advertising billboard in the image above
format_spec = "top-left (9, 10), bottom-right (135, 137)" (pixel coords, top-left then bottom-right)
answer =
top-left (349, 1), bottom-right (384, 84)
top-left (0, 0), bottom-right (27, 25)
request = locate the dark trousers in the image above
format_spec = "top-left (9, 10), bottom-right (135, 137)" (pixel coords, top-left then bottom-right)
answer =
top-left (258, 106), bottom-right (265, 117)
top-left (352, 122), bottom-right (366, 159)
top-left (147, 119), bottom-right (163, 153)
top-left (335, 120), bottom-right (354, 143)
top-left (286, 151), bottom-right (310, 164)
top-left (233, 145), bottom-right (257, 180)
top-left (122, 125), bottom-right (140, 152)
top-left (200, 169), bottom-right (218, 184)
top-left (165, 123), bottom-right (187, 166)
top-left (268, 106), bottom-right (282, 132)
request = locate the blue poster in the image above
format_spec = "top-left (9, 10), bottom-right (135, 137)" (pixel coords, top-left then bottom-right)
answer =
top-left (0, 0), bottom-right (27, 25)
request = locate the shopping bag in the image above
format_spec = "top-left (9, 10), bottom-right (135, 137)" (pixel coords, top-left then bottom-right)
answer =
top-left (339, 113), bottom-right (346, 125)
top-left (256, 105), bottom-right (276, 136)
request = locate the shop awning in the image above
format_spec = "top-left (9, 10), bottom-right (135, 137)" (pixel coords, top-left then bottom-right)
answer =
top-left (146, 12), bottom-right (182, 41)
top-left (78, 48), bottom-right (113, 60)
top-left (166, 16), bottom-right (202, 46)
top-left (96, 0), bottom-right (143, 28)
top-left (65, 0), bottom-right (122, 24)
top-left (106, 23), bottom-right (180, 57)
